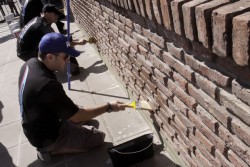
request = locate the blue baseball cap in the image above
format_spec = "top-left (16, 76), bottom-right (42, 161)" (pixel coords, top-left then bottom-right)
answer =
top-left (39, 32), bottom-right (81, 57)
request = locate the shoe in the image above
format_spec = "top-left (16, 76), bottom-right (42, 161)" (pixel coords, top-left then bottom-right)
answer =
top-left (37, 151), bottom-right (51, 162)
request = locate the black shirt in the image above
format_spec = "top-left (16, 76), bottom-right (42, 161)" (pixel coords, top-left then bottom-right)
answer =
top-left (18, 58), bottom-right (79, 148)
top-left (17, 17), bottom-right (54, 61)
top-left (19, 0), bottom-right (44, 28)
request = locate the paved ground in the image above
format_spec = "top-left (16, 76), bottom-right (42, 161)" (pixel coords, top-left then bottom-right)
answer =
top-left (0, 20), bottom-right (182, 167)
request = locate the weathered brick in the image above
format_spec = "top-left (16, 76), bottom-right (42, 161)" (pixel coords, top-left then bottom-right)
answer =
top-left (195, 0), bottom-right (234, 48)
top-left (218, 88), bottom-right (250, 126)
top-left (109, 23), bottom-right (119, 35)
top-left (171, 0), bottom-right (189, 35)
top-left (196, 105), bottom-right (218, 134)
top-left (195, 148), bottom-right (213, 167)
top-left (118, 37), bottom-right (130, 53)
top-left (212, 1), bottom-right (250, 57)
top-left (163, 51), bottom-right (194, 83)
top-left (138, 45), bottom-right (148, 58)
top-left (148, 53), bottom-right (172, 77)
top-left (187, 110), bottom-right (225, 154)
top-left (133, 32), bottom-right (150, 49)
top-left (133, 0), bottom-right (141, 15)
top-left (215, 149), bottom-right (234, 167)
top-left (182, 0), bottom-right (208, 41)
top-left (152, 0), bottom-right (163, 25)
top-left (194, 73), bottom-right (217, 99)
top-left (138, 0), bottom-right (146, 17)
top-left (142, 28), bottom-right (165, 48)
top-left (173, 72), bottom-right (187, 92)
top-left (173, 96), bottom-right (189, 115)
top-left (150, 42), bottom-right (163, 58)
top-left (125, 18), bottom-right (133, 28)
top-left (154, 68), bottom-right (168, 85)
top-left (231, 118), bottom-right (250, 147)
top-left (228, 149), bottom-right (249, 167)
top-left (153, 76), bottom-right (173, 99)
top-left (125, 26), bottom-right (133, 36)
top-left (184, 52), bottom-right (230, 87)
top-left (145, 0), bottom-right (153, 20)
top-left (232, 79), bottom-right (250, 106)
top-left (166, 42), bottom-right (184, 61)
top-left (160, 0), bottom-right (173, 30)
top-left (125, 34), bottom-right (138, 50)
top-left (189, 133), bottom-right (221, 167)
top-left (168, 79), bottom-right (197, 109)
top-left (188, 84), bottom-right (230, 127)
top-left (232, 12), bottom-right (250, 66)
top-left (133, 23), bottom-right (142, 34)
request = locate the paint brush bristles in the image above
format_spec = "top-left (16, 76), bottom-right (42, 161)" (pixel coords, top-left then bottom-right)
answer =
top-left (128, 101), bottom-right (153, 111)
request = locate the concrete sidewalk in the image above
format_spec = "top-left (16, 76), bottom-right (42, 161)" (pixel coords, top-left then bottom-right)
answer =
top-left (0, 21), bottom-right (181, 167)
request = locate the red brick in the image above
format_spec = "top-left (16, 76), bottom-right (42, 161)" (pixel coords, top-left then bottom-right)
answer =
top-left (133, 0), bottom-right (141, 15)
top-left (163, 51), bottom-right (194, 83)
top-left (215, 149), bottom-right (234, 167)
top-left (194, 128), bottom-right (215, 155)
top-left (118, 37), bottom-right (130, 53)
top-left (232, 12), bottom-right (250, 66)
top-left (184, 52), bottom-right (230, 87)
top-left (212, 1), bottom-right (250, 57)
top-left (187, 110), bottom-right (226, 154)
top-left (138, 0), bottom-right (146, 17)
top-left (134, 22), bottom-right (143, 34)
top-left (194, 73), bottom-right (217, 99)
top-left (182, 0), bottom-right (208, 41)
top-left (189, 133), bottom-right (221, 167)
top-left (125, 26), bottom-right (133, 37)
top-left (125, 34), bottom-right (138, 50)
top-left (142, 28), bottom-right (165, 48)
top-left (232, 79), bottom-right (250, 106)
top-left (166, 42), bottom-right (184, 61)
top-left (154, 68), bottom-right (168, 85)
top-left (136, 53), bottom-right (154, 73)
top-left (150, 42), bottom-right (163, 58)
top-left (123, 0), bottom-right (129, 9)
top-left (152, 0), bottom-right (163, 25)
top-left (145, 0), bottom-right (153, 20)
top-left (173, 96), bottom-right (189, 115)
top-left (125, 18), bottom-right (133, 28)
top-left (173, 72), bottom-right (188, 92)
top-left (148, 52), bottom-right (172, 77)
top-left (171, 0), bottom-right (189, 35)
top-left (196, 105), bottom-right (218, 133)
top-left (218, 88), bottom-right (250, 126)
top-left (154, 76), bottom-right (173, 99)
top-left (188, 84), bottom-right (230, 127)
top-left (109, 23), bottom-right (119, 35)
top-left (138, 45), bottom-right (148, 57)
top-left (168, 79), bottom-right (197, 109)
top-left (133, 32), bottom-right (150, 49)
top-left (231, 118), bottom-right (250, 147)
top-left (228, 149), bottom-right (249, 167)
top-left (195, 148), bottom-right (213, 167)
top-left (160, 0), bottom-right (173, 30)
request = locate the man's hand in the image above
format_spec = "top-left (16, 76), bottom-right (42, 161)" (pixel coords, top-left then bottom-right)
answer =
top-left (109, 101), bottom-right (131, 112)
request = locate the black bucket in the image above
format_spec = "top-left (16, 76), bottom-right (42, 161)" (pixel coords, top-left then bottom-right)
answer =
top-left (107, 133), bottom-right (154, 167)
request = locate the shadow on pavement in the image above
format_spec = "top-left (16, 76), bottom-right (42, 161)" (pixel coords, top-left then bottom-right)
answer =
top-left (0, 101), bottom-right (16, 166)
top-left (56, 60), bottom-right (108, 84)
top-left (0, 34), bottom-right (14, 44)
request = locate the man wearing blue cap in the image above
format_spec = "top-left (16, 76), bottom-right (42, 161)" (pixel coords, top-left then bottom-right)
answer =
top-left (18, 32), bottom-right (130, 161)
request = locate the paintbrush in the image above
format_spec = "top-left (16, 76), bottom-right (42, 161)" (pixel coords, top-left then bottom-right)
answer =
top-left (127, 101), bottom-right (153, 111)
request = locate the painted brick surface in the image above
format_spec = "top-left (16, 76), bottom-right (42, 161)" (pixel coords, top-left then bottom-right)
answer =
top-left (72, 0), bottom-right (250, 166)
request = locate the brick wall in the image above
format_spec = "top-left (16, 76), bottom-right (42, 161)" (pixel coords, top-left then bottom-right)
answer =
top-left (69, 0), bottom-right (250, 166)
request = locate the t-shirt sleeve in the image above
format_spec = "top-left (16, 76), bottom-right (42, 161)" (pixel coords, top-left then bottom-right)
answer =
top-left (38, 81), bottom-right (79, 120)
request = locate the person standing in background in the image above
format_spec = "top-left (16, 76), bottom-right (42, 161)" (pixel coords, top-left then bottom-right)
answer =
top-left (6, 0), bottom-right (19, 16)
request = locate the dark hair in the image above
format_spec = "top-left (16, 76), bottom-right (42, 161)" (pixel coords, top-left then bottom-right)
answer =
top-left (38, 51), bottom-right (60, 60)
top-left (38, 51), bottom-right (47, 60)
